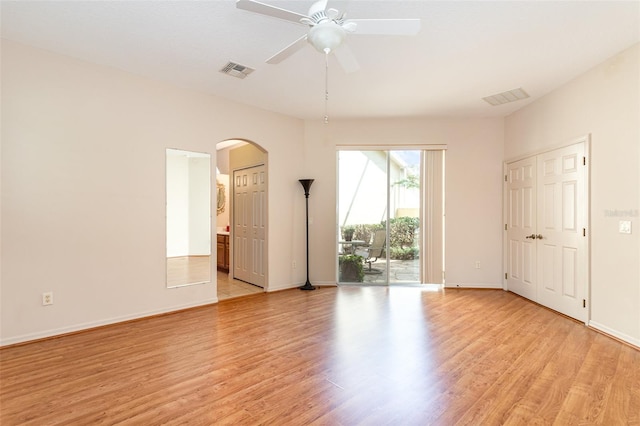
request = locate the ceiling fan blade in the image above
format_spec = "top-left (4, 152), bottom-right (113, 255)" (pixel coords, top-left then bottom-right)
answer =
top-left (309, 0), bottom-right (328, 16)
top-left (266, 34), bottom-right (309, 64)
top-left (236, 0), bottom-right (309, 24)
top-left (333, 44), bottom-right (360, 73)
top-left (346, 19), bottom-right (421, 36)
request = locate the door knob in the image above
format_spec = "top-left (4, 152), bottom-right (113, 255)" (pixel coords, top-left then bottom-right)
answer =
top-left (536, 234), bottom-right (543, 239)
top-left (525, 234), bottom-right (536, 239)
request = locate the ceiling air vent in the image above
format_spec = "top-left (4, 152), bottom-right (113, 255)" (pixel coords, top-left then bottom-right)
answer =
top-left (219, 61), bottom-right (254, 79)
top-left (482, 87), bottom-right (530, 106)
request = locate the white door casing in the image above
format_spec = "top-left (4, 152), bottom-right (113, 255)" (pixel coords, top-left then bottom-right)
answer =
top-left (505, 140), bottom-right (588, 322)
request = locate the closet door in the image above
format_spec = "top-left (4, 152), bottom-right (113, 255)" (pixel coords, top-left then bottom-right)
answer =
top-left (506, 156), bottom-right (537, 301)
top-left (233, 165), bottom-right (266, 287)
top-left (505, 141), bottom-right (587, 322)
top-left (536, 144), bottom-right (586, 321)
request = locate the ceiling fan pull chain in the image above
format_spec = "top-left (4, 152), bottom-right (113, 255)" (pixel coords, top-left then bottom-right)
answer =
top-left (324, 50), bottom-right (329, 124)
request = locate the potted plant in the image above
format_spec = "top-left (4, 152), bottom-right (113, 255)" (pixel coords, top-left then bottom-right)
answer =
top-left (339, 254), bottom-right (364, 282)
top-left (342, 225), bottom-right (356, 241)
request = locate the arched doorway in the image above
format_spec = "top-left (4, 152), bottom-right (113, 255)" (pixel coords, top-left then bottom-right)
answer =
top-left (216, 139), bottom-right (268, 298)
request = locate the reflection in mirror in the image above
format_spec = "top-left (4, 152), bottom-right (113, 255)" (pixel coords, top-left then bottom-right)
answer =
top-left (216, 181), bottom-right (226, 215)
top-left (166, 149), bottom-right (211, 287)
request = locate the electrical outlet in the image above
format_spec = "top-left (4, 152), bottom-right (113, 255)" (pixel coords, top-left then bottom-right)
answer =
top-left (292, 261), bottom-right (297, 269)
top-left (475, 261), bottom-right (481, 269)
top-left (42, 292), bottom-right (53, 306)
top-left (619, 220), bottom-right (632, 234)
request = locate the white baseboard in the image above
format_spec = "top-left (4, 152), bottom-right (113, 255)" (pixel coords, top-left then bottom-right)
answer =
top-left (266, 282), bottom-right (302, 292)
top-left (0, 298), bottom-right (218, 347)
top-left (444, 283), bottom-right (502, 289)
top-left (588, 321), bottom-right (640, 348)
top-left (267, 280), bottom-right (337, 292)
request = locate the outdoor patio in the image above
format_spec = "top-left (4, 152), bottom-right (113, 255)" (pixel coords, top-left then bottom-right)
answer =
top-left (359, 258), bottom-right (420, 284)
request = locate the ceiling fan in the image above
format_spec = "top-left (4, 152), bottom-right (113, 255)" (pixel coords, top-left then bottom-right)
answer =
top-left (236, 0), bottom-right (421, 72)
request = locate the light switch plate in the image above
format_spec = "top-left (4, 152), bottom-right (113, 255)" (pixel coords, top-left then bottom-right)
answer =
top-left (619, 220), bottom-right (632, 234)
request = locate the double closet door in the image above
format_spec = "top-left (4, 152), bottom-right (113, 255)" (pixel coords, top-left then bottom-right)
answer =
top-left (506, 141), bottom-right (588, 322)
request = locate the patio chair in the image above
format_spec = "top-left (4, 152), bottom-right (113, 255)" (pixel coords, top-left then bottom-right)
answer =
top-left (356, 230), bottom-right (386, 274)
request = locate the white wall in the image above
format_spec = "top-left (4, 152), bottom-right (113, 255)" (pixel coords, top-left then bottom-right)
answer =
top-left (166, 152), bottom-right (190, 256)
top-left (188, 156), bottom-right (211, 255)
top-left (215, 174), bottom-right (230, 231)
top-left (505, 43), bottom-right (640, 346)
top-left (1, 40), bottom-right (305, 345)
top-left (303, 117), bottom-right (505, 288)
top-left (215, 145), bottom-right (232, 230)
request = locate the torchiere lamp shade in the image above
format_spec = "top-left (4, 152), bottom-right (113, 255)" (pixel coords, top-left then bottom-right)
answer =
top-left (299, 179), bottom-right (314, 197)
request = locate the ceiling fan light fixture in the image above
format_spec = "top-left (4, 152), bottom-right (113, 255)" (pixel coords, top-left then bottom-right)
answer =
top-left (308, 22), bottom-right (346, 53)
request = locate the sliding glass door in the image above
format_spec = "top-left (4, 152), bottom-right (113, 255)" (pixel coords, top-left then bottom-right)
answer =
top-left (337, 149), bottom-right (431, 285)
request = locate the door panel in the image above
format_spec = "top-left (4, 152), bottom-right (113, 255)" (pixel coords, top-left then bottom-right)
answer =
top-left (536, 144), bottom-right (585, 321)
top-left (506, 156), bottom-right (537, 300)
top-left (233, 165), bottom-right (266, 287)
top-left (234, 173), bottom-right (249, 282)
top-left (540, 243), bottom-right (556, 291)
top-left (562, 247), bottom-right (577, 297)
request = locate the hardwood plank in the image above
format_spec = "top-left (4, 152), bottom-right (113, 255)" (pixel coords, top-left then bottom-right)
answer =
top-left (553, 334), bottom-right (624, 424)
top-left (598, 344), bottom-right (640, 424)
top-left (449, 314), bottom-right (576, 425)
top-left (1, 287), bottom-right (638, 425)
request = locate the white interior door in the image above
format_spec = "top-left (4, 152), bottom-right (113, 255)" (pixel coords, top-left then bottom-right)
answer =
top-left (536, 144), bottom-right (586, 321)
top-left (505, 141), bottom-right (587, 322)
top-left (233, 165), bottom-right (266, 287)
top-left (506, 156), bottom-right (537, 300)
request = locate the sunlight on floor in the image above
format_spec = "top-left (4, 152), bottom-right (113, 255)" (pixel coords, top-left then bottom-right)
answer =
top-left (217, 271), bottom-right (263, 300)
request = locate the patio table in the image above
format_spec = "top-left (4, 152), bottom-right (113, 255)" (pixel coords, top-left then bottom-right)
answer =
top-left (338, 240), bottom-right (366, 255)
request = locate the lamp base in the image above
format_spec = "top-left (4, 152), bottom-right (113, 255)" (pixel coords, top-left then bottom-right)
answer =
top-left (299, 281), bottom-right (316, 291)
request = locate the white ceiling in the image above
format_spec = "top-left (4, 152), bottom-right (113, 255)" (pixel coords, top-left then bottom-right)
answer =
top-left (2, 1), bottom-right (639, 120)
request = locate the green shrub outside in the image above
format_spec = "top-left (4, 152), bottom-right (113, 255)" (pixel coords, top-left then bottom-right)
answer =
top-left (352, 224), bottom-right (383, 244)
top-left (382, 217), bottom-right (420, 249)
top-left (347, 217), bottom-right (420, 260)
top-left (389, 246), bottom-right (420, 260)
top-left (338, 254), bottom-right (365, 282)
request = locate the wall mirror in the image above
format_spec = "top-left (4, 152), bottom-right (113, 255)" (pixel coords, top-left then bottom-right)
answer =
top-left (166, 148), bottom-right (211, 288)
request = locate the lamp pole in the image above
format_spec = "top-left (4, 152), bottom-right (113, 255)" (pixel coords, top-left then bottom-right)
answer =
top-left (299, 179), bottom-right (316, 291)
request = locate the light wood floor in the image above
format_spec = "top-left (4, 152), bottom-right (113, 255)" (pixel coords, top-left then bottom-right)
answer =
top-left (1, 287), bottom-right (638, 425)
top-left (217, 270), bottom-right (263, 300)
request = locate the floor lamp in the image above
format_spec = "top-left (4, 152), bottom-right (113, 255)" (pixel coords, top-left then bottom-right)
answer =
top-left (299, 179), bottom-right (316, 291)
